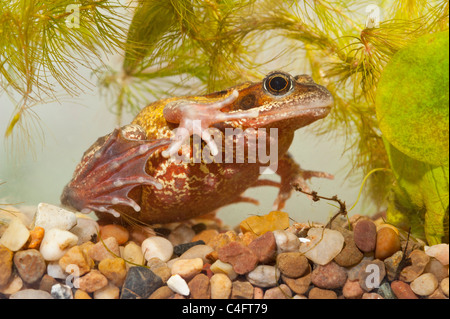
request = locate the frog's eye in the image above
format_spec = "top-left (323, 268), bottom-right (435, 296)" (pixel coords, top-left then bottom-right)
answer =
top-left (263, 72), bottom-right (293, 96)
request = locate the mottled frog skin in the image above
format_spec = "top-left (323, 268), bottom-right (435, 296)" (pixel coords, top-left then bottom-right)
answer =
top-left (61, 71), bottom-right (334, 224)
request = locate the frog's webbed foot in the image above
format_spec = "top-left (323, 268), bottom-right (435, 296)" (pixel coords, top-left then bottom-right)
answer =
top-left (254, 154), bottom-right (333, 210)
top-left (61, 125), bottom-right (170, 218)
top-left (161, 89), bottom-right (259, 158)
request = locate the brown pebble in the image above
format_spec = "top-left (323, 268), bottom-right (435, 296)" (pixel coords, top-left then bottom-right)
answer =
top-left (192, 229), bottom-right (219, 245)
top-left (13, 249), bottom-right (46, 284)
top-left (231, 280), bottom-right (254, 299)
top-left (334, 236), bottom-right (363, 267)
top-left (282, 273), bottom-right (311, 295)
top-left (263, 284), bottom-right (292, 299)
top-left (248, 231), bottom-right (277, 264)
top-left (277, 252), bottom-right (309, 278)
top-left (353, 220), bottom-right (377, 252)
top-left (400, 249), bottom-right (430, 282)
top-left (188, 273), bottom-right (211, 299)
top-left (375, 227), bottom-right (400, 260)
top-left (74, 289), bottom-right (92, 299)
top-left (308, 287), bottom-right (337, 299)
top-left (149, 286), bottom-right (174, 299)
top-left (39, 274), bottom-right (58, 293)
top-left (362, 292), bottom-right (384, 299)
top-left (311, 262), bottom-right (347, 289)
top-left (342, 279), bottom-right (364, 299)
top-left (0, 244), bottom-right (13, 286)
top-left (218, 241), bottom-right (258, 275)
top-left (391, 280), bottom-right (418, 299)
top-left (59, 245), bottom-right (92, 276)
top-left (99, 224), bottom-right (129, 245)
top-left (253, 287), bottom-right (264, 299)
top-left (75, 270), bottom-right (108, 293)
top-left (88, 237), bottom-right (120, 262)
top-left (98, 257), bottom-right (127, 287)
top-left (358, 259), bottom-right (386, 292)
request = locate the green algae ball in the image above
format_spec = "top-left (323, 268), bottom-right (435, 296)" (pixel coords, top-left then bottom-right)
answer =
top-left (376, 31), bottom-right (449, 166)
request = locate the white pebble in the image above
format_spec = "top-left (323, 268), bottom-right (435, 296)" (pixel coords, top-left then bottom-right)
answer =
top-left (46, 262), bottom-right (67, 279)
top-left (40, 228), bottom-right (78, 261)
top-left (70, 217), bottom-right (99, 245)
top-left (51, 283), bottom-right (73, 299)
top-left (246, 265), bottom-right (280, 288)
top-left (141, 236), bottom-right (174, 262)
top-left (0, 218), bottom-right (30, 251)
top-left (167, 274), bottom-right (190, 296)
top-left (180, 245), bottom-right (214, 263)
top-left (273, 230), bottom-right (300, 253)
top-left (410, 273), bottom-right (439, 296)
top-left (425, 244), bottom-right (449, 265)
top-left (299, 228), bottom-right (344, 265)
top-left (9, 289), bottom-right (53, 299)
top-left (34, 203), bottom-right (77, 232)
top-left (94, 283), bottom-right (120, 299)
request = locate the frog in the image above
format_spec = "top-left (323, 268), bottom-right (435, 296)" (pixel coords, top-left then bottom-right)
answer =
top-left (60, 71), bottom-right (334, 224)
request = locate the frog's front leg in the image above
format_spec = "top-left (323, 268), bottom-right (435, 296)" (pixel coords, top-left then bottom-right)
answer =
top-left (255, 153), bottom-right (334, 210)
top-left (60, 124), bottom-right (170, 218)
top-left (161, 90), bottom-right (259, 158)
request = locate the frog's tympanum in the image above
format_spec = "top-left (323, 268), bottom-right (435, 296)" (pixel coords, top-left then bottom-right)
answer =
top-left (61, 71), bottom-right (334, 224)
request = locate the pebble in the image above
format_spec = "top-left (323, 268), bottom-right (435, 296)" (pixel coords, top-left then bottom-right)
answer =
top-left (141, 236), bottom-right (174, 262)
top-left (342, 279), bottom-right (364, 299)
top-left (51, 283), bottom-right (73, 299)
top-left (263, 284), bottom-right (292, 299)
top-left (98, 257), bottom-right (127, 287)
top-left (188, 273), bottom-right (210, 299)
top-left (75, 270), bottom-right (108, 293)
top-left (391, 280), bottom-right (418, 299)
top-left (311, 261), bottom-right (347, 289)
top-left (362, 292), bottom-right (384, 299)
top-left (149, 286), bottom-right (175, 299)
top-left (374, 227), bottom-right (400, 260)
top-left (353, 219), bottom-right (377, 252)
top-left (99, 224), bottom-right (129, 245)
top-left (440, 277), bottom-right (449, 297)
top-left (424, 258), bottom-right (449, 281)
top-left (0, 244), bottom-right (13, 286)
top-left (206, 232), bottom-right (237, 261)
top-left (191, 229), bottom-right (219, 245)
top-left (239, 211), bottom-right (290, 235)
top-left (74, 290), bottom-right (92, 299)
top-left (210, 259), bottom-right (238, 280)
top-left (231, 280), bottom-right (254, 299)
top-left (180, 244), bottom-right (214, 264)
top-left (39, 274), bottom-right (58, 293)
top-left (34, 203), bottom-right (77, 232)
top-left (173, 240), bottom-right (205, 256)
top-left (70, 217), bottom-right (99, 245)
top-left (308, 287), bottom-right (337, 299)
top-left (39, 228), bottom-right (78, 261)
top-left (171, 258), bottom-right (204, 281)
top-left (425, 244), bottom-right (449, 265)
top-left (410, 273), bottom-right (439, 296)
top-left (9, 289), bottom-right (53, 299)
top-left (358, 259), bottom-right (386, 292)
top-left (0, 219), bottom-right (30, 252)
top-left (0, 275), bottom-right (22, 296)
top-left (167, 274), bottom-right (190, 296)
top-left (27, 226), bottom-right (45, 249)
top-left (13, 249), bottom-right (46, 284)
top-left (273, 230), bottom-right (300, 253)
top-left (168, 224), bottom-right (195, 246)
top-left (122, 241), bottom-right (145, 268)
top-left (334, 233), bottom-right (363, 267)
top-left (376, 281), bottom-right (396, 299)
top-left (276, 252), bottom-right (309, 278)
top-left (59, 245), bottom-right (92, 276)
top-left (384, 250), bottom-right (404, 281)
top-left (88, 237), bottom-right (120, 262)
top-left (299, 228), bottom-right (344, 265)
top-left (210, 273), bottom-right (232, 299)
top-left (218, 241), bottom-right (258, 274)
top-left (253, 287), bottom-right (264, 299)
top-left (46, 261), bottom-right (67, 280)
top-left (147, 257), bottom-right (172, 283)
top-left (248, 231), bottom-right (277, 263)
top-left (94, 282), bottom-right (120, 299)
top-left (282, 273), bottom-right (311, 295)
top-left (400, 249), bottom-right (430, 282)
top-left (121, 266), bottom-right (163, 299)
top-left (246, 265), bottom-right (280, 288)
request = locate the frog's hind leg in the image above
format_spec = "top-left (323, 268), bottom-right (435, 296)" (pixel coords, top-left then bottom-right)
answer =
top-left (60, 125), bottom-right (170, 218)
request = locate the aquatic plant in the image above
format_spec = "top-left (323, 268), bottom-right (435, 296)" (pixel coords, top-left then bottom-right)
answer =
top-left (1, 0), bottom-right (448, 242)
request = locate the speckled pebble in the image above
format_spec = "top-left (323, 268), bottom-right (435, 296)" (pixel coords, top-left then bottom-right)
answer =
top-left (218, 241), bottom-right (258, 275)
top-left (231, 280), bottom-right (254, 299)
top-left (384, 250), bottom-right (404, 281)
top-left (376, 281), bottom-right (396, 299)
top-left (276, 252), bottom-right (309, 278)
top-left (188, 273), bottom-right (210, 299)
top-left (98, 257), bottom-right (127, 287)
top-left (51, 283), bottom-right (73, 299)
top-left (246, 265), bottom-right (280, 288)
top-left (311, 261), bottom-right (347, 289)
top-left (13, 249), bottom-right (46, 284)
top-left (410, 273), bottom-right (439, 296)
top-left (75, 270), bottom-right (108, 293)
top-left (308, 287), bottom-right (337, 299)
top-left (342, 279), bottom-right (364, 299)
top-left (353, 219), bottom-right (377, 252)
top-left (248, 231), bottom-right (277, 263)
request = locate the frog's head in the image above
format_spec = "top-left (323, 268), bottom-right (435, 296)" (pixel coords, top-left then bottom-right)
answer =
top-left (223, 71), bottom-right (334, 131)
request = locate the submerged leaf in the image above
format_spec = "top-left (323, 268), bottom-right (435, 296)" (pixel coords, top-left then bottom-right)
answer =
top-left (376, 30), bottom-right (449, 166)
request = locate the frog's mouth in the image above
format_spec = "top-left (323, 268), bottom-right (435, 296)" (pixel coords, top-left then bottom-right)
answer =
top-left (241, 95), bottom-right (333, 129)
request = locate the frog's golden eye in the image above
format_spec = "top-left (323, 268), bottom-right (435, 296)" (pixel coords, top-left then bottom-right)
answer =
top-left (263, 72), bottom-right (293, 96)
